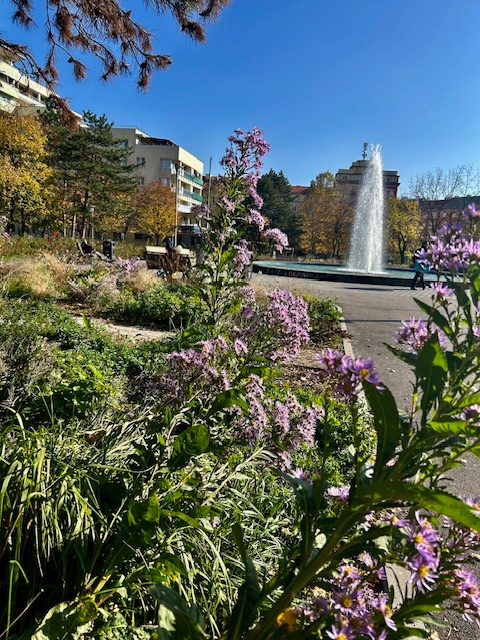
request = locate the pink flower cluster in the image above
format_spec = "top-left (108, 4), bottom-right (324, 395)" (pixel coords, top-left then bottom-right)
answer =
top-left (391, 507), bottom-right (480, 623)
top-left (220, 127), bottom-right (271, 183)
top-left (235, 289), bottom-right (310, 363)
top-left (299, 556), bottom-right (396, 640)
top-left (316, 348), bottom-right (384, 398)
top-left (232, 239), bottom-right (253, 276)
top-left (234, 375), bottom-right (323, 470)
top-left (420, 222), bottom-right (480, 275)
top-left (263, 228), bottom-right (289, 253)
top-left (159, 336), bottom-right (232, 405)
top-left (393, 317), bottom-right (447, 354)
top-left (256, 289), bottom-right (310, 362)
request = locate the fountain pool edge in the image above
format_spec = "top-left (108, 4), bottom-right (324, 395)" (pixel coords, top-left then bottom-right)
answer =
top-left (252, 262), bottom-right (435, 287)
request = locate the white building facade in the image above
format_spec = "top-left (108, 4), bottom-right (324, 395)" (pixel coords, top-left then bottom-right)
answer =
top-left (111, 127), bottom-right (204, 229)
top-left (0, 45), bottom-right (52, 114)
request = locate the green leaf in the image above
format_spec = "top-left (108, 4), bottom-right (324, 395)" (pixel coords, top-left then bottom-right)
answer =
top-left (218, 248), bottom-right (237, 272)
top-left (468, 263), bottom-right (480, 306)
top-left (385, 343), bottom-right (417, 366)
top-left (427, 418), bottom-right (474, 436)
top-left (356, 481), bottom-right (480, 530)
top-left (363, 383), bottom-right (400, 479)
top-left (416, 333), bottom-right (448, 415)
top-left (454, 392), bottom-right (480, 409)
top-left (207, 389), bottom-right (249, 416)
top-left (127, 494), bottom-right (160, 527)
top-left (32, 598), bottom-right (97, 640)
top-left (278, 471), bottom-right (315, 516)
top-left (170, 424), bottom-right (209, 469)
top-left (149, 584), bottom-right (206, 639)
top-left (414, 299), bottom-right (453, 336)
top-left (451, 280), bottom-right (473, 328)
top-left (227, 523), bottom-right (261, 640)
top-left (111, 494), bottom-right (160, 562)
top-left (158, 509), bottom-right (204, 530)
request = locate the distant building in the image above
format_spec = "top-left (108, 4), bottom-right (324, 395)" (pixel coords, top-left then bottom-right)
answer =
top-left (418, 195), bottom-right (480, 236)
top-left (0, 44), bottom-right (52, 114)
top-left (111, 127), bottom-right (204, 229)
top-left (290, 185), bottom-right (310, 214)
top-left (335, 145), bottom-right (400, 205)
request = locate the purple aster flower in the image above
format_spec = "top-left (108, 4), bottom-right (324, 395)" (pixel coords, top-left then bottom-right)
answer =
top-left (325, 623), bottom-right (354, 640)
top-left (430, 282), bottom-right (454, 298)
top-left (317, 348), bottom-right (345, 373)
top-left (463, 404), bottom-right (480, 424)
top-left (232, 239), bottom-right (253, 275)
top-left (463, 203), bottom-right (480, 220)
top-left (394, 317), bottom-right (447, 353)
top-left (342, 355), bottom-right (385, 391)
top-left (221, 196), bottom-right (236, 212)
top-left (407, 553), bottom-right (439, 593)
top-left (408, 512), bottom-right (440, 555)
top-left (233, 338), bottom-right (248, 356)
top-left (317, 350), bottom-right (384, 398)
top-left (453, 569), bottom-right (480, 623)
top-left (263, 227), bottom-right (289, 253)
top-left (245, 208), bottom-right (266, 231)
top-left (326, 486), bottom-right (350, 502)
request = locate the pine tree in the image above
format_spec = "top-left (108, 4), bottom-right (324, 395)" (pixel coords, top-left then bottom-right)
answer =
top-left (42, 104), bottom-right (138, 238)
top-left (256, 170), bottom-right (301, 248)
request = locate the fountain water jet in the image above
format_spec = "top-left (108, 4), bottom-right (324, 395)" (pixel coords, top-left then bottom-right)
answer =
top-left (347, 145), bottom-right (385, 273)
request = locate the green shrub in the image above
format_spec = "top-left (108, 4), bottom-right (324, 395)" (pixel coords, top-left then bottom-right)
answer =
top-left (117, 283), bottom-right (206, 329)
top-left (304, 294), bottom-right (344, 347)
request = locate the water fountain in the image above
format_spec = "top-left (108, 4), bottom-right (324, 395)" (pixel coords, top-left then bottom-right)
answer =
top-left (347, 145), bottom-right (384, 273)
top-left (252, 144), bottom-right (438, 286)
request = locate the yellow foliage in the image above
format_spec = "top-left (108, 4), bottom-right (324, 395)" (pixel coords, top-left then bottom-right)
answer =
top-left (135, 181), bottom-right (176, 243)
top-left (276, 608), bottom-right (298, 633)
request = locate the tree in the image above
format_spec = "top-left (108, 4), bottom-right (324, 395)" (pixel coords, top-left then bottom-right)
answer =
top-left (2, 1), bottom-right (231, 94)
top-left (408, 165), bottom-right (480, 235)
top-left (0, 111), bottom-right (56, 235)
top-left (41, 106), bottom-right (138, 238)
top-left (299, 172), bottom-right (351, 258)
top-left (135, 181), bottom-right (176, 245)
top-left (386, 197), bottom-right (422, 264)
top-left (256, 170), bottom-right (300, 248)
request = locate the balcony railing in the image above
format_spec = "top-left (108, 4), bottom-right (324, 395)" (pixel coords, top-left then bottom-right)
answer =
top-left (179, 187), bottom-right (203, 202)
top-left (182, 170), bottom-right (203, 186)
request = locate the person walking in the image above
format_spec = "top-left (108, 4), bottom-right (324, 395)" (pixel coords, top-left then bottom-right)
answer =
top-left (410, 241), bottom-right (428, 290)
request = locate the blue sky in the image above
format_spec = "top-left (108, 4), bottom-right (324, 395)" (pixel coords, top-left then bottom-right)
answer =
top-left (3, 0), bottom-right (480, 194)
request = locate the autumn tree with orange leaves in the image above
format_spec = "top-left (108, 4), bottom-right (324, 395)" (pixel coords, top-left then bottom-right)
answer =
top-left (135, 181), bottom-right (176, 246)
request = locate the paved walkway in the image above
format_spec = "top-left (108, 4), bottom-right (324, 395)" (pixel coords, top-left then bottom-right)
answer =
top-left (252, 272), bottom-right (480, 640)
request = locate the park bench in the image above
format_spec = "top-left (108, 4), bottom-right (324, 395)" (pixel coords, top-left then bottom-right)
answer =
top-left (145, 245), bottom-right (195, 278)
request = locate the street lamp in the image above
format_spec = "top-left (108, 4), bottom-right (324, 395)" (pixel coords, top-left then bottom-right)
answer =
top-left (173, 162), bottom-right (180, 247)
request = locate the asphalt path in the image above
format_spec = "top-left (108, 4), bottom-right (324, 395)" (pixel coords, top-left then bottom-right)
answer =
top-left (252, 272), bottom-right (480, 639)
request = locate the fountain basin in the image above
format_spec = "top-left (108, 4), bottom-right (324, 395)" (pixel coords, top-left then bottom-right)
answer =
top-left (252, 261), bottom-right (440, 287)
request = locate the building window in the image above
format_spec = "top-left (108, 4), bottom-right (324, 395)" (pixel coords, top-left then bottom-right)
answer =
top-left (160, 159), bottom-right (173, 169)
top-left (136, 157), bottom-right (145, 165)
top-left (137, 177), bottom-right (145, 186)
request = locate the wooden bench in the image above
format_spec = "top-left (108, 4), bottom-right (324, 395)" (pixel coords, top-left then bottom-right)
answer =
top-left (145, 246), bottom-right (195, 276)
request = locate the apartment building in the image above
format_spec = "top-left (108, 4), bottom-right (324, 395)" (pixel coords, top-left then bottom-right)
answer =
top-left (111, 127), bottom-right (204, 230)
top-left (0, 44), bottom-right (52, 114)
top-left (335, 145), bottom-right (400, 204)
top-left (290, 185), bottom-right (310, 214)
